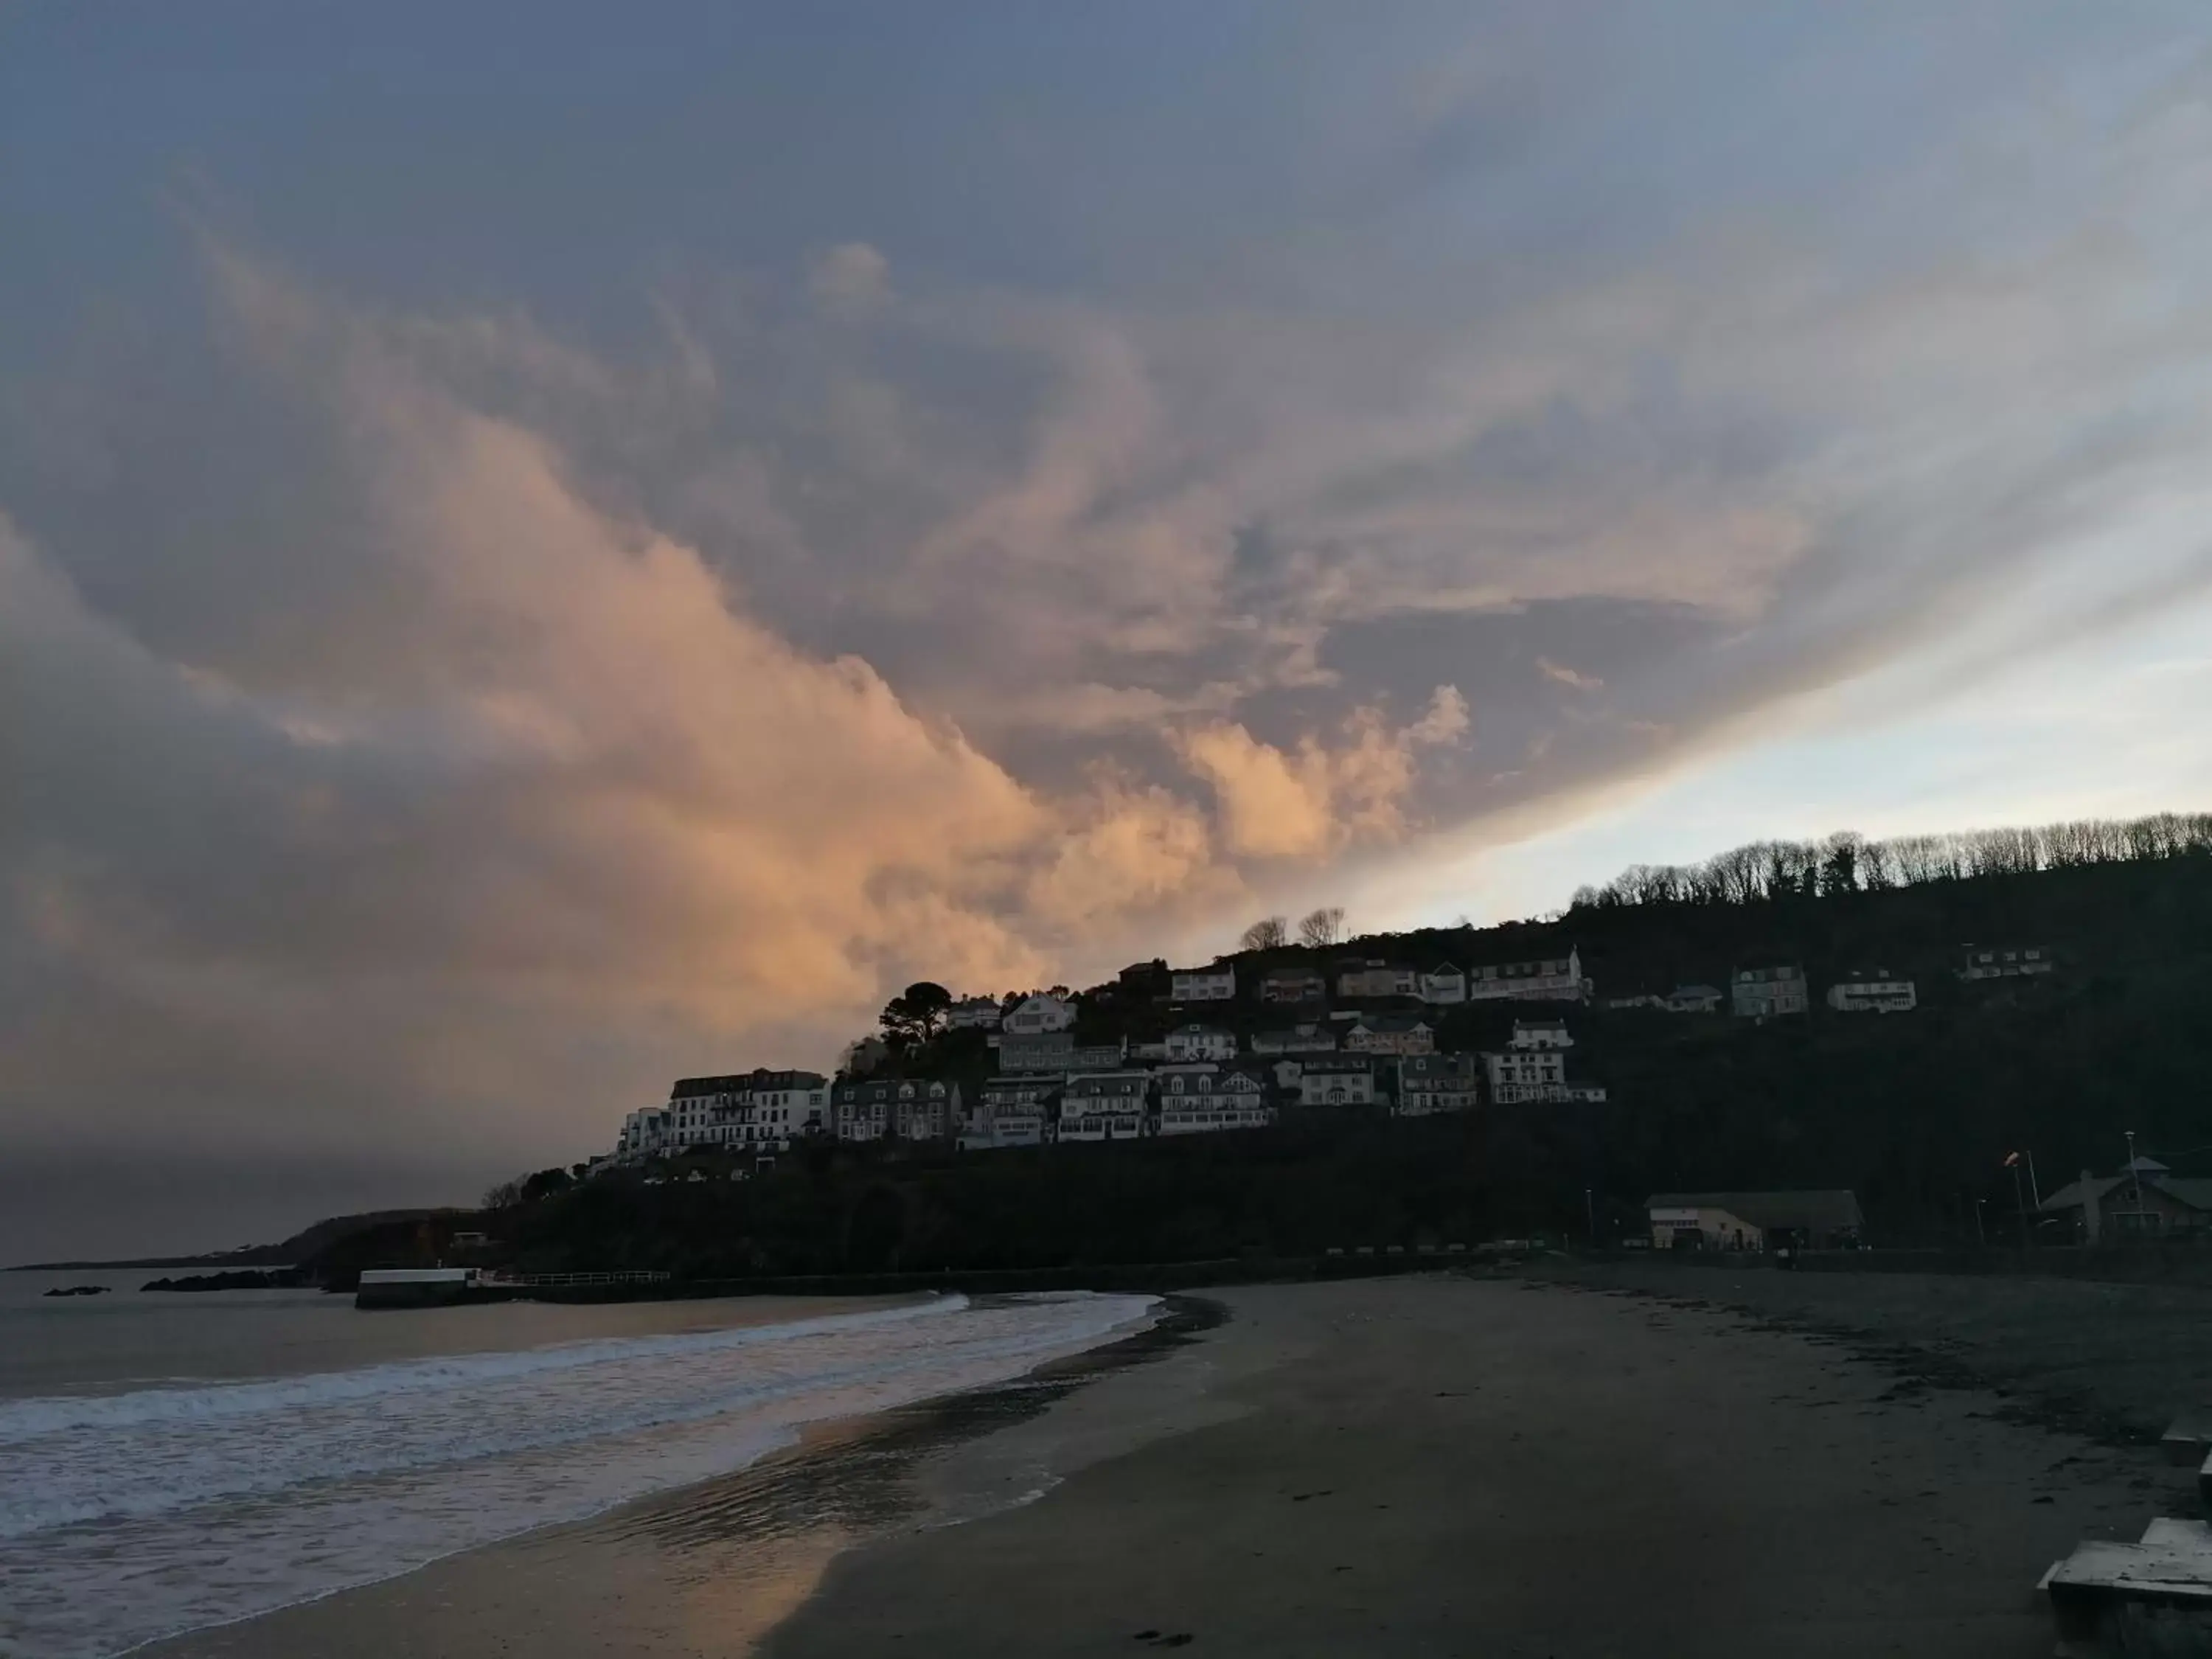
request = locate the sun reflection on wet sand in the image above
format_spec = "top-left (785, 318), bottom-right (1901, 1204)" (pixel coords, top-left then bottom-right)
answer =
top-left (142, 1298), bottom-right (1219, 1659)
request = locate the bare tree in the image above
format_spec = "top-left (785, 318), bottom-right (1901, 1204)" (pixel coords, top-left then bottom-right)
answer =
top-left (1241, 916), bottom-right (1290, 950)
top-left (1297, 906), bottom-right (1346, 947)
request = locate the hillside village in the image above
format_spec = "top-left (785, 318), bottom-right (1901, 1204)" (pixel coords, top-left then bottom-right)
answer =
top-left (548, 813), bottom-right (2212, 1261)
top-left (608, 942), bottom-right (2035, 1167)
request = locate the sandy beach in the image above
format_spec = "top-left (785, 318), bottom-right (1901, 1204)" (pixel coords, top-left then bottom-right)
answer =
top-left (145, 1271), bottom-right (2199, 1659)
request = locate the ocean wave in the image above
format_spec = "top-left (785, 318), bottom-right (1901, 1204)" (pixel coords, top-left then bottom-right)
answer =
top-left (0, 1290), bottom-right (1155, 1659)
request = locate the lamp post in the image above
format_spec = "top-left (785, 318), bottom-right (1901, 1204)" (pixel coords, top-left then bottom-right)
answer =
top-left (1585, 1186), bottom-right (1596, 1249)
top-left (1973, 1196), bottom-right (1987, 1247)
top-left (2011, 1159), bottom-right (2031, 1251)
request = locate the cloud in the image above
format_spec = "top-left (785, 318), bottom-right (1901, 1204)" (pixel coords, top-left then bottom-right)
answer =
top-left (10, 10), bottom-right (2212, 1257)
top-left (1537, 658), bottom-right (1603, 693)
top-left (0, 251), bottom-right (1487, 1206)
top-left (1175, 685), bottom-right (1468, 860)
top-left (809, 242), bottom-right (892, 314)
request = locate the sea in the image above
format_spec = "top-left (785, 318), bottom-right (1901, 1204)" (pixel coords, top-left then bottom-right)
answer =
top-left (0, 1267), bottom-right (1158, 1659)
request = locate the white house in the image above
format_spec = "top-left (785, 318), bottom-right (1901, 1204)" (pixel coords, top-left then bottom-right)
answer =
top-left (616, 1105), bottom-right (670, 1160)
top-left (736, 1069), bottom-right (829, 1143)
top-left (1826, 972), bottom-right (1917, 1014)
top-left (1156, 1064), bottom-right (1273, 1135)
top-left (1732, 965), bottom-right (1809, 1018)
top-left (1509, 1019), bottom-right (1571, 1050)
top-left (1396, 1053), bottom-right (1480, 1116)
top-left (1056, 1070), bottom-right (1151, 1142)
top-left (1255, 965), bottom-right (1328, 1004)
top-left (1466, 947), bottom-right (1586, 1004)
top-left (1342, 1013), bottom-right (1436, 1056)
top-left (1002, 992), bottom-right (1076, 1034)
top-left (1417, 962), bottom-right (1467, 1005)
top-left (964, 1077), bottom-right (1051, 1150)
top-left (946, 995), bottom-right (1005, 1030)
top-left (1298, 1057), bottom-right (1380, 1107)
top-left (1959, 945), bottom-right (2054, 981)
top-left (1170, 964), bottom-right (1237, 1001)
top-left (1337, 960), bottom-right (1419, 999)
top-left (1484, 1024), bottom-right (1606, 1104)
top-left (1164, 1023), bottom-right (1238, 1062)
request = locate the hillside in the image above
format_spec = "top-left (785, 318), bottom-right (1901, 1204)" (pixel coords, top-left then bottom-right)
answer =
top-left (470, 835), bottom-right (2212, 1276)
top-left (9, 1208), bottom-right (468, 1273)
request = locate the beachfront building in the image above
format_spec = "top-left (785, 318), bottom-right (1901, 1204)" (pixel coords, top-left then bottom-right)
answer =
top-left (2038, 1160), bottom-right (2212, 1242)
top-left (627, 1070), bottom-right (828, 1155)
top-left (1343, 1012), bottom-right (1436, 1056)
top-left (1731, 964), bottom-right (1809, 1018)
top-left (1002, 992), bottom-right (1077, 1034)
top-left (832, 1078), bottom-right (960, 1143)
top-left (1055, 1070), bottom-right (1151, 1142)
top-left (1825, 972), bottom-right (1918, 1014)
top-left (1251, 1023), bottom-right (1338, 1056)
top-left (1395, 1053), bottom-right (1481, 1116)
top-left (1960, 944), bottom-right (2056, 981)
top-left (1170, 964), bottom-right (1238, 1001)
top-left (1645, 1191), bottom-right (1864, 1252)
top-left (946, 995), bottom-right (1006, 1030)
top-left (963, 1077), bottom-right (1054, 1150)
top-left (1298, 1056), bottom-right (1380, 1107)
top-left (1164, 1023), bottom-right (1238, 1062)
top-left (1155, 1064), bottom-right (1273, 1135)
top-left (1255, 964), bottom-right (1328, 1004)
top-left (1465, 947), bottom-right (1587, 1004)
top-left (1417, 962), bottom-right (1468, 1005)
top-left (1337, 960), bottom-right (1419, 999)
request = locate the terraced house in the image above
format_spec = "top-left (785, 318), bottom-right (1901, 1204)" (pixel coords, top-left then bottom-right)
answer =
top-left (832, 1078), bottom-right (960, 1143)
top-left (1155, 1064), bottom-right (1273, 1135)
top-left (1395, 1053), bottom-right (1480, 1116)
top-left (1056, 1070), bottom-right (1151, 1143)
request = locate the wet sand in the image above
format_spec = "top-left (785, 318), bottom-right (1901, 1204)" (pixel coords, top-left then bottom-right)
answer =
top-left (147, 1275), bottom-right (2194, 1659)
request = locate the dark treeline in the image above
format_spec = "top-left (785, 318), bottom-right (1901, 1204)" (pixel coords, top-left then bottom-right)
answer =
top-left (1571, 812), bottom-right (2212, 912)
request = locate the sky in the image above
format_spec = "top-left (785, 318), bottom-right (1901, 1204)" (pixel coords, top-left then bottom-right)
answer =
top-left (5, 3), bottom-right (2212, 1260)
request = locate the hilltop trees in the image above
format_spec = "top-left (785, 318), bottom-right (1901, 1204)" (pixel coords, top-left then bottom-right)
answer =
top-left (1298, 907), bottom-right (1347, 947)
top-left (1240, 916), bottom-right (1290, 950)
top-left (1571, 811), bottom-right (2212, 913)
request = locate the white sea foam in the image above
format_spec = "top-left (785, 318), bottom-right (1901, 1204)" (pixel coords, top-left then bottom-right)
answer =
top-left (0, 1290), bottom-right (1155, 1659)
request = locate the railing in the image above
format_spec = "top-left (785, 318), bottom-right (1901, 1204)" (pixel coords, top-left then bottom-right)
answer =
top-left (498, 1270), bottom-right (672, 1288)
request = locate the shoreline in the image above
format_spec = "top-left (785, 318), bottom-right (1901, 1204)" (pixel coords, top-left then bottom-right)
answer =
top-left (135, 1293), bottom-right (1214, 1659)
top-left (125, 1269), bottom-right (2208, 1658)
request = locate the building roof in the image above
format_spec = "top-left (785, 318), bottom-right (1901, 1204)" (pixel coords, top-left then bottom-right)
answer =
top-left (2041, 1169), bottom-right (2212, 1214)
top-left (671, 1068), bottom-right (827, 1098)
top-left (1351, 1012), bottom-right (1432, 1032)
top-left (1645, 1190), bottom-right (1865, 1233)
